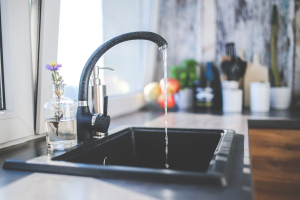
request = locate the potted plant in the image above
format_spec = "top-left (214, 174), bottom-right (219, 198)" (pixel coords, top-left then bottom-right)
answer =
top-left (270, 5), bottom-right (291, 110)
top-left (170, 59), bottom-right (198, 109)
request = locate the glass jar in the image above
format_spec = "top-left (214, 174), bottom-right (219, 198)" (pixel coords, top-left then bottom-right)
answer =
top-left (44, 84), bottom-right (77, 151)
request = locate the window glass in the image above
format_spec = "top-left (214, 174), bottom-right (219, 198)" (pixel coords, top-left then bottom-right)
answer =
top-left (57, 0), bottom-right (103, 100)
top-left (0, 19), bottom-right (4, 110)
top-left (58, 0), bottom-right (148, 99)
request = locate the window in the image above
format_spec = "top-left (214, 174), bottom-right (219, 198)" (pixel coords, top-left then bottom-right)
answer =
top-left (0, 0), bottom-right (36, 146)
top-left (101, 0), bottom-right (151, 96)
top-left (57, 0), bottom-right (103, 99)
top-left (0, 0), bottom-right (160, 144)
top-left (57, 0), bottom-right (157, 98)
top-left (0, 16), bottom-right (4, 110)
top-left (36, 0), bottom-right (159, 134)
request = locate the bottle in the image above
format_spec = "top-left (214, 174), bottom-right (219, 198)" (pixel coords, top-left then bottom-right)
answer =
top-left (193, 62), bottom-right (222, 111)
top-left (193, 63), bottom-right (213, 110)
top-left (203, 62), bottom-right (214, 109)
top-left (193, 64), bottom-right (204, 109)
top-left (88, 66), bottom-right (114, 137)
top-left (211, 64), bottom-right (223, 110)
top-left (44, 84), bottom-right (77, 151)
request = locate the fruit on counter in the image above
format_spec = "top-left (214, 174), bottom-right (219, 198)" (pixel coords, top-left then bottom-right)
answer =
top-left (159, 78), bottom-right (180, 94)
top-left (156, 94), bottom-right (175, 109)
top-left (143, 82), bottom-right (161, 102)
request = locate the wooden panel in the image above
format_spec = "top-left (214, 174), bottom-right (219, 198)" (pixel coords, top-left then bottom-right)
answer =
top-left (249, 129), bottom-right (300, 200)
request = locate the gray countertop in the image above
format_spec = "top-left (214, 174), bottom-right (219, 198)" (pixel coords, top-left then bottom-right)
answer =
top-left (0, 110), bottom-right (299, 200)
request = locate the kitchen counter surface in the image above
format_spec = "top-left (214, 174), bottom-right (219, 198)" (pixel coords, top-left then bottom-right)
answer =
top-left (0, 110), bottom-right (299, 200)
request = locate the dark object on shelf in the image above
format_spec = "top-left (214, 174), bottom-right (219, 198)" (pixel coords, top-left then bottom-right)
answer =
top-left (237, 57), bottom-right (247, 79)
top-left (226, 43), bottom-right (235, 57)
top-left (193, 80), bottom-right (201, 107)
top-left (193, 63), bottom-right (222, 111)
top-left (193, 64), bottom-right (205, 109)
top-left (211, 64), bottom-right (223, 110)
top-left (221, 43), bottom-right (235, 80)
top-left (4, 127), bottom-right (236, 186)
top-left (221, 43), bottom-right (247, 81)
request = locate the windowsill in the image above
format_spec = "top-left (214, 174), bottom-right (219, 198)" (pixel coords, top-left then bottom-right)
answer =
top-left (0, 134), bottom-right (45, 150)
top-left (0, 109), bottom-right (18, 119)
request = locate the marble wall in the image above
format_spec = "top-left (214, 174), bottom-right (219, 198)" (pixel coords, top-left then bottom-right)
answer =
top-left (156, 0), bottom-right (297, 98)
top-left (216, 0), bottom-right (294, 88)
top-left (294, 1), bottom-right (300, 100)
top-left (155, 0), bottom-right (202, 81)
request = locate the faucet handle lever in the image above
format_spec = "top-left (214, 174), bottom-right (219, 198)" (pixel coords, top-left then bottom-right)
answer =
top-left (103, 96), bottom-right (108, 117)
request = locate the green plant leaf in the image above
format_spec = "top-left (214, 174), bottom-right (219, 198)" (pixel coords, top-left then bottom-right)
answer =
top-left (169, 59), bottom-right (199, 89)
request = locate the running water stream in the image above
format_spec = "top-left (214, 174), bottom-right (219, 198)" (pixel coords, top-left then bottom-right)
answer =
top-left (162, 49), bottom-right (169, 169)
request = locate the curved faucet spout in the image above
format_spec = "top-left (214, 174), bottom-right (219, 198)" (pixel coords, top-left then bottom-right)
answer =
top-left (78, 31), bottom-right (168, 102)
top-left (76, 31), bottom-right (167, 141)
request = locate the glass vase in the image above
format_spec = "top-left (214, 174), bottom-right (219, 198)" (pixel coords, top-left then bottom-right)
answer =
top-left (44, 84), bottom-right (77, 151)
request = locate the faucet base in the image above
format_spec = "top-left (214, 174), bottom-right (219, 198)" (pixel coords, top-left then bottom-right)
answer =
top-left (77, 106), bottom-right (110, 141)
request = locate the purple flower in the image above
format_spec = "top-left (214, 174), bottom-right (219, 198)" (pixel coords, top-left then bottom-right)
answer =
top-left (45, 62), bottom-right (62, 71)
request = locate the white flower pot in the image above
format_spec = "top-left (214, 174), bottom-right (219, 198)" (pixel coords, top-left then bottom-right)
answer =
top-left (222, 89), bottom-right (243, 112)
top-left (270, 87), bottom-right (291, 110)
top-left (174, 88), bottom-right (193, 110)
top-left (250, 82), bottom-right (270, 112)
top-left (222, 81), bottom-right (239, 90)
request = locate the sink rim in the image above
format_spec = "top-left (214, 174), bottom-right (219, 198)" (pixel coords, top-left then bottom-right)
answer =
top-left (3, 127), bottom-right (236, 186)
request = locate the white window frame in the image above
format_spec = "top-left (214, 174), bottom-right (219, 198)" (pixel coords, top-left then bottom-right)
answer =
top-left (35, 0), bottom-right (61, 135)
top-left (36, 0), bottom-right (160, 134)
top-left (0, 0), bottom-right (37, 147)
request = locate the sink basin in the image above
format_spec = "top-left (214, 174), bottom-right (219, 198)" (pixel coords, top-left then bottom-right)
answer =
top-left (4, 127), bottom-right (236, 186)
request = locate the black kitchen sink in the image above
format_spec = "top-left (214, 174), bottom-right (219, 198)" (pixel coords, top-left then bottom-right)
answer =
top-left (3, 127), bottom-right (236, 186)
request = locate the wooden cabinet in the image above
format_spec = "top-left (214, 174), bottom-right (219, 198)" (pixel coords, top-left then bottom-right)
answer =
top-left (249, 129), bottom-right (300, 200)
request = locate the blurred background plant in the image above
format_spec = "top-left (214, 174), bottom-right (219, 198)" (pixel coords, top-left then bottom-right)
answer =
top-left (170, 59), bottom-right (198, 90)
top-left (270, 4), bottom-right (282, 87)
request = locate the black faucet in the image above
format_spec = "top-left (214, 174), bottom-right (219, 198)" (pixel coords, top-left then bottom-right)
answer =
top-left (77, 31), bottom-right (168, 141)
